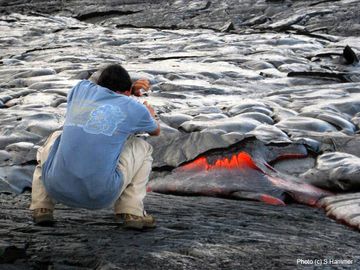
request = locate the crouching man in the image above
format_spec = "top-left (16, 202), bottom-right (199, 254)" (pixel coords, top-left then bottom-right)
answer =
top-left (30, 64), bottom-right (160, 230)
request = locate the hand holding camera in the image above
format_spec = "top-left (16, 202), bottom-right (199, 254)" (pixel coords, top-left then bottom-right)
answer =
top-left (131, 79), bottom-right (151, 97)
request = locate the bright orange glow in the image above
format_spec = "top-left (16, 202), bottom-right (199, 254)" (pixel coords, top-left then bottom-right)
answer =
top-left (178, 152), bottom-right (259, 172)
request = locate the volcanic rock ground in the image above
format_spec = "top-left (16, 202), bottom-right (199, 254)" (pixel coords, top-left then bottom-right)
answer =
top-left (1, 192), bottom-right (360, 269)
top-left (1, 0), bottom-right (360, 269)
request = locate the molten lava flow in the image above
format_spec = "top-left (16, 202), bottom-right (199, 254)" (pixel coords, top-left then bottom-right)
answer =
top-left (179, 152), bottom-right (259, 172)
top-left (266, 175), bottom-right (333, 207)
top-left (259, 194), bottom-right (286, 206)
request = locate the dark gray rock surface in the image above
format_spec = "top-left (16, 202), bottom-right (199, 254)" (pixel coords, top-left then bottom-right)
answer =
top-left (1, 192), bottom-right (360, 269)
top-left (1, 1), bottom-right (360, 268)
top-left (1, 0), bottom-right (360, 37)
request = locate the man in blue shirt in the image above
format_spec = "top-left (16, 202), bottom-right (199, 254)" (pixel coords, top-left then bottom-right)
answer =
top-left (30, 64), bottom-right (160, 230)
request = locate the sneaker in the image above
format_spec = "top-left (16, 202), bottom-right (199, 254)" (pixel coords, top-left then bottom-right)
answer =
top-left (33, 208), bottom-right (54, 226)
top-left (116, 213), bottom-right (156, 230)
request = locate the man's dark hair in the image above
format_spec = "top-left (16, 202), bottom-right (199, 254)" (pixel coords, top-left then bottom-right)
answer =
top-left (97, 64), bottom-right (132, 92)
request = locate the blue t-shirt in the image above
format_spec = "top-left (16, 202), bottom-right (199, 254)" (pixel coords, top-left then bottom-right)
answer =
top-left (42, 80), bottom-right (157, 209)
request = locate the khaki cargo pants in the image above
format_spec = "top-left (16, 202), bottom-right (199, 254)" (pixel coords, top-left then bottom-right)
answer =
top-left (30, 131), bottom-right (153, 216)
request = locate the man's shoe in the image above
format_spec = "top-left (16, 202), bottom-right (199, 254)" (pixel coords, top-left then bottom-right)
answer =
top-left (33, 208), bottom-right (54, 226)
top-left (116, 213), bottom-right (156, 230)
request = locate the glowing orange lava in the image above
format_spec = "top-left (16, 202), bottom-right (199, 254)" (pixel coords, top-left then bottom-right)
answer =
top-left (179, 152), bottom-right (259, 172)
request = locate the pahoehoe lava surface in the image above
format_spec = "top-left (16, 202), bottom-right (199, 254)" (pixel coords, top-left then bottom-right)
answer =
top-left (1, 0), bottom-right (360, 269)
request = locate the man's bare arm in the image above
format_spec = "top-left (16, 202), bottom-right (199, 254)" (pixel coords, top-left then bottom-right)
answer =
top-left (143, 101), bottom-right (161, 136)
top-left (148, 122), bottom-right (160, 136)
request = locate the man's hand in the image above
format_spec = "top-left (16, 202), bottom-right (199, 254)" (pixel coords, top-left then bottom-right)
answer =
top-left (143, 101), bottom-right (160, 136)
top-left (131, 79), bottom-right (150, 97)
top-left (143, 101), bottom-right (157, 118)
